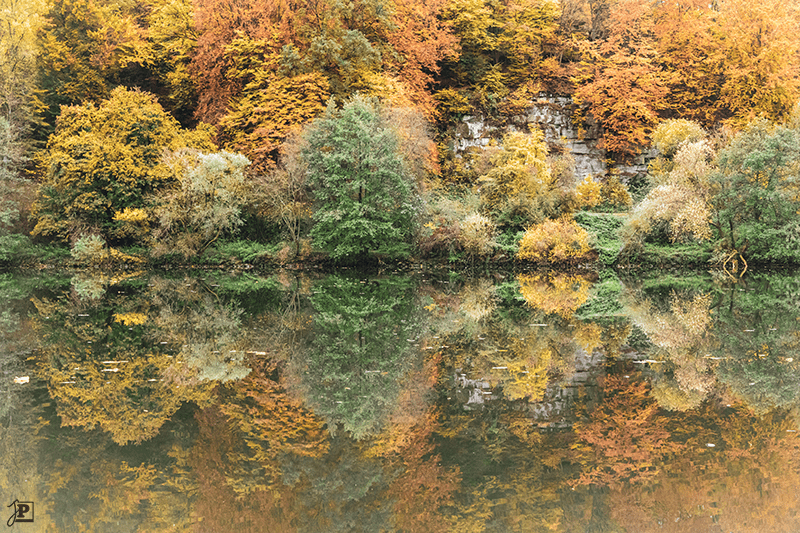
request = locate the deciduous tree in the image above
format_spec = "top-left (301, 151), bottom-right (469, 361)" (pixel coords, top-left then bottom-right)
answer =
top-left (31, 87), bottom-right (215, 244)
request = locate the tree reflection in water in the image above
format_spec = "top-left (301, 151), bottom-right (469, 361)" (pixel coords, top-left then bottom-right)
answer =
top-left (2, 269), bottom-right (800, 531)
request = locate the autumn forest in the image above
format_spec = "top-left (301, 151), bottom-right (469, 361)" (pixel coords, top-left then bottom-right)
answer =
top-left (4, 0), bottom-right (800, 531)
top-left (2, 0), bottom-right (800, 266)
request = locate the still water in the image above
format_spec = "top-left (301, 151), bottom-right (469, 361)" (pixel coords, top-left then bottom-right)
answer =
top-left (2, 268), bottom-right (800, 532)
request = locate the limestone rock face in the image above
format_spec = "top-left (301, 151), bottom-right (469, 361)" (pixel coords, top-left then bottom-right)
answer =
top-left (453, 95), bottom-right (653, 182)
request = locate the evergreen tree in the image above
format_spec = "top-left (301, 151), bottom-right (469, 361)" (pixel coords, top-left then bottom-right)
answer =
top-left (302, 96), bottom-right (419, 261)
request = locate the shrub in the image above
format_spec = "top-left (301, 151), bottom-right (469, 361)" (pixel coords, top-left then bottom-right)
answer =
top-left (576, 175), bottom-right (602, 208)
top-left (32, 87), bottom-right (215, 244)
top-left (152, 151), bottom-right (251, 258)
top-left (458, 212), bottom-right (496, 258)
top-left (478, 129), bottom-right (557, 226)
top-left (417, 189), bottom-right (480, 257)
top-left (600, 177), bottom-right (633, 208)
top-left (517, 217), bottom-right (592, 263)
top-left (652, 119), bottom-right (706, 158)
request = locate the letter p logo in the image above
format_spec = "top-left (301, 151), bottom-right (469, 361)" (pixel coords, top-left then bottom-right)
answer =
top-left (6, 500), bottom-right (34, 526)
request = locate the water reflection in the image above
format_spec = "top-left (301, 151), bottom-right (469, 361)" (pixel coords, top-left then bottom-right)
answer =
top-left (1, 269), bottom-right (799, 531)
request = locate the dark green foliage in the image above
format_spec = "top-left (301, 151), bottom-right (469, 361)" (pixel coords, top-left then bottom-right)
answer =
top-left (711, 120), bottom-right (800, 263)
top-left (202, 240), bottom-right (279, 264)
top-left (712, 273), bottom-right (800, 412)
top-left (303, 96), bottom-right (419, 261)
top-left (294, 274), bottom-right (424, 439)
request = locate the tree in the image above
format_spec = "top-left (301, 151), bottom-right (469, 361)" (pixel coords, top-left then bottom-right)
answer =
top-left (710, 119), bottom-right (800, 263)
top-left (0, 0), bottom-right (45, 140)
top-left (302, 96), bottom-right (420, 261)
top-left (152, 150), bottom-right (251, 258)
top-left (146, 0), bottom-right (200, 123)
top-left (36, 0), bottom-right (150, 126)
top-left (714, 0), bottom-right (800, 127)
top-left (651, 0), bottom-right (727, 126)
top-left (383, 0), bottom-right (459, 116)
top-left (218, 38), bottom-right (330, 171)
top-left (31, 87), bottom-right (215, 244)
top-left (477, 129), bottom-right (557, 226)
top-left (573, 0), bottom-right (668, 159)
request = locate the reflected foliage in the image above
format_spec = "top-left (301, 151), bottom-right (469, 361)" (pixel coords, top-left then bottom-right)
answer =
top-left (288, 274), bottom-right (425, 439)
top-left (4, 269), bottom-right (800, 531)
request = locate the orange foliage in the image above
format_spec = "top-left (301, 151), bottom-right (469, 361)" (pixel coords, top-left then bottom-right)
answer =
top-left (651, 0), bottom-right (726, 125)
top-left (384, 0), bottom-right (459, 117)
top-left (517, 217), bottom-right (592, 263)
top-left (191, 0), bottom-right (312, 123)
top-left (574, 376), bottom-right (678, 489)
top-left (574, 0), bottom-right (668, 159)
top-left (517, 272), bottom-right (592, 318)
top-left (387, 417), bottom-right (461, 532)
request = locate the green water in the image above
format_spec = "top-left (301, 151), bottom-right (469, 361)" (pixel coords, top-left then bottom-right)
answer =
top-left (2, 268), bottom-right (800, 532)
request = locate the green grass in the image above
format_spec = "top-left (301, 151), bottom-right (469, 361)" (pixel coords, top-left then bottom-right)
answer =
top-left (573, 211), bottom-right (624, 267)
top-left (623, 240), bottom-right (714, 269)
top-left (0, 235), bottom-right (71, 265)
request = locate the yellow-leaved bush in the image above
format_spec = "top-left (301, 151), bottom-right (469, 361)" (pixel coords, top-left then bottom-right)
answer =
top-left (517, 217), bottom-right (592, 263)
top-left (517, 273), bottom-right (593, 318)
top-left (576, 175), bottom-right (602, 208)
top-left (477, 129), bottom-right (556, 222)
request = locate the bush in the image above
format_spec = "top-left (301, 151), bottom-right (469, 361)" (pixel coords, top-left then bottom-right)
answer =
top-left (458, 212), bottom-right (496, 258)
top-left (600, 177), bottom-right (633, 209)
top-left (517, 217), bottom-right (592, 263)
top-left (576, 175), bottom-right (602, 208)
top-left (417, 189), bottom-right (478, 258)
top-left (652, 119), bottom-right (706, 158)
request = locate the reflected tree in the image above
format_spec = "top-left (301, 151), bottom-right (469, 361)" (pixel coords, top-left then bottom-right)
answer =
top-left (287, 274), bottom-right (426, 440)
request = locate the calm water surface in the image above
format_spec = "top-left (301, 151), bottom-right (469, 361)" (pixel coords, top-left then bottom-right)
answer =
top-left (2, 268), bottom-right (800, 532)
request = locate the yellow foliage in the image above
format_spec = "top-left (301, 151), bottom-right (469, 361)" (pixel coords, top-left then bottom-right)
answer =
top-left (113, 207), bottom-right (149, 223)
top-left (434, 88), bottom-right (472, 119)
top-left (517, 217), bottom-right (592, 263)
top-left (600, 177), bottom-right (633, 208)
top-left (112, 207), bottom-right (151, 241)
top-left (495, 348), bottom-right (552, 402)
top-left (478, 129), bottom-right (553, 213)
top-left (499, 81), bottom-right (543, 116)
top-left (575, 175), bottom-right (602, 208)
top-left (572, 321), bottom-right (604, 353)
top-left (113, 312), bottom-right (148, 326)
top-left (652, 119), bottom-right (706, 157)
top-left (517, 273), bottom-right (592, 318)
